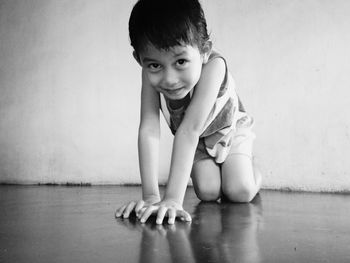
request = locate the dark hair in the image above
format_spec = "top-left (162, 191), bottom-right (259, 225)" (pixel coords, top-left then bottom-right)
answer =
top-left (129, 0), bottom-right (210, 55)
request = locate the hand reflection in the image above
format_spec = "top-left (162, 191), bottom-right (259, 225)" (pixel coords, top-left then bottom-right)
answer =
top-left (116, 214), bottom-right (194, 263)
top-left (189, 195), bottom-right (263, 263)
top-left (116, 195), bottom-right (262, 263)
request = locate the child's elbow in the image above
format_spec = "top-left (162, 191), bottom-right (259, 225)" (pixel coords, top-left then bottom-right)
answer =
top-left (176, 125), bottom-right (202, 140)
top-left (138, 125), bottom-right (160, 138)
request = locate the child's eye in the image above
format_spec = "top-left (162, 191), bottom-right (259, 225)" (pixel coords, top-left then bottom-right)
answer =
top-left (176, 59), bottom-right (188, 66)
top-left (148, 63), bottom-right (161, 70)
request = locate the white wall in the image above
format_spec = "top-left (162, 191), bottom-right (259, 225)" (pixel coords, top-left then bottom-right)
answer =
top-left (0, 0), bottom-right (140, 184)
top-left (203, 0), bottom-right (350, 192)
top-left (1, 0), bottom-right (350, 191)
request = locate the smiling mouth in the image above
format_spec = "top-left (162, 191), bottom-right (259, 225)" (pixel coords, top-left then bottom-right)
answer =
top-left (165, 87), bottom-right (183, 94)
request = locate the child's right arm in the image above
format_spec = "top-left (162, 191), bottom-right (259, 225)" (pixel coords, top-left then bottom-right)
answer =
top-left (137, 69), bottom-right (161, 203)
top-left (116, 70), bottom-right (161, 218)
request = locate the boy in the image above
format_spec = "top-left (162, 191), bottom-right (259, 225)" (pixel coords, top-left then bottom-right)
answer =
top-left (116, 0), bottom-right (262, 224)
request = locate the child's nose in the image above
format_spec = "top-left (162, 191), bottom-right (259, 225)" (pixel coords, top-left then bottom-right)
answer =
top-left (162, 68), bottom-right (178, 88)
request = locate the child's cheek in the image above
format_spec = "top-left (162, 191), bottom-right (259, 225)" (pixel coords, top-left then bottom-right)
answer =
top-left (147, 73), bottom-right (161, 88)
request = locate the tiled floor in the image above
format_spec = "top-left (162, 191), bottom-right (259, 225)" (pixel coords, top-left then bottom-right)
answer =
top-left (0, 185), bottom-right (349, 262)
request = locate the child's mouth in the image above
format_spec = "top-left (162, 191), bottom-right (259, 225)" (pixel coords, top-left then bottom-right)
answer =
top-left (164, 86), bottom-right (184, 95)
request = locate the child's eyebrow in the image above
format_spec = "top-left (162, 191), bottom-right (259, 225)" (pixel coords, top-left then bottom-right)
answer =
top-left (172, 50), bottom-right (188, 57)
top-left (141, 57), bottom-right (157, 63)
top-left (141, 51), bottom-right (188, 64)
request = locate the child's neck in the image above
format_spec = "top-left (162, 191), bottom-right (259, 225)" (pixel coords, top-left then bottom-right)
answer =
top-left (168, 93), bottom-right (191, 109)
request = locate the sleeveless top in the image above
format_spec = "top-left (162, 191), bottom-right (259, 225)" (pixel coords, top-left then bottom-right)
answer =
top-left (159, 51), bottom-right (253, 163)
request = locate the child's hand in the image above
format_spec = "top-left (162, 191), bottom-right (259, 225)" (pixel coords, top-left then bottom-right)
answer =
top-left (115, 196), bottom-right (161, 219)
top-left (138, 199), bottom-right (192, 225)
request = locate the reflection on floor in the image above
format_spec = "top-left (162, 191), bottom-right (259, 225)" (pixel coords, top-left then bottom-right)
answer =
top-left (0, 185), bottom-right (349, 263)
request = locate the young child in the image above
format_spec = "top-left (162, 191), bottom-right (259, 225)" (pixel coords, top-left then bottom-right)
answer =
top-left (116, 0), bottom-right (262, 225)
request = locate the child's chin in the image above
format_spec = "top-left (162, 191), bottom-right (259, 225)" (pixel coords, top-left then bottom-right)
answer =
top-left (165, 95), bottom-right (185, 100)
top-left (164, 90), bottom-right (189, 100)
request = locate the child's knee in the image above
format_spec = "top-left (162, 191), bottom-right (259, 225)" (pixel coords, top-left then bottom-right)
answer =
top-left (222, 184), bottom-right (256, 203)
top-left (194, 183), bottom-right (221, 202)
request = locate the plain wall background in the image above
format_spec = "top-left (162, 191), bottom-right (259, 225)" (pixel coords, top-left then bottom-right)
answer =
top-left (1, 0), bottom-right (350, 191)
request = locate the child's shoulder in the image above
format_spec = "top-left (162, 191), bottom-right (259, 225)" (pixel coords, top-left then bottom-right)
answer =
top-left (207, 49), bottom-right (226, 63)
top-left (204, 49), bottom-right (227, 76)
top-left (202, 49), bottom-right (227, 79)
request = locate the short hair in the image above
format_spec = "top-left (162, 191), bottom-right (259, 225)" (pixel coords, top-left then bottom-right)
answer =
top-left (129, 0), bottom-right (210, 55)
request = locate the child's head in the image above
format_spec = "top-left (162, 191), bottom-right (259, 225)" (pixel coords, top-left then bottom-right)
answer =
top-left (129, 0), bottom-right (210, 57)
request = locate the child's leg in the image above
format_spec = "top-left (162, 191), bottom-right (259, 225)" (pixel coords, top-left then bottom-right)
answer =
top-left (191, 158), bottom-right (221, 202)
top-left (221, 154), bottom-right (262, 202)
top-left (221, 118), bottom-right (262, 203)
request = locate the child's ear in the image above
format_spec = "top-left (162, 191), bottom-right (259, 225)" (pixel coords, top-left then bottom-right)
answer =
top-left (133, 51), bottom-right (141, 65)
top-left (202, 41), bottom-right (213, 64)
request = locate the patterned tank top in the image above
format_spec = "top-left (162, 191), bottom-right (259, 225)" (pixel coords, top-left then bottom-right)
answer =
top-left (159, 50), bottom-right (253, 163)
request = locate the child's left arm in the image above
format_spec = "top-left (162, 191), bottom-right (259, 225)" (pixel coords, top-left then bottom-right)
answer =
top-left (138, 57), bottom-right (226, 224)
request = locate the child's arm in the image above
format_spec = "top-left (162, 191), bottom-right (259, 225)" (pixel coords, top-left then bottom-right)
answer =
top-left (139, 57), bottom-right (226, 224)
top-left (138, 69), bottom-right (161, 201)
top-left (116, 69), bottom-right (161, 218)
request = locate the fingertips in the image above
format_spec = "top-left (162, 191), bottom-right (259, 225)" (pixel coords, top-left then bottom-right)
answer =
top-left (156, 206), bottom-right (167, 225)
top-left (140, 206), bottom-right (155, 223)
top-left (135, 200), bottom-right (145, 214)
top-left (178, 210), bottom-right (192, 222)
top-left (167, 209), bottom-right (176, 225)
top-left (137, 207), bottom-right (147, 219)
top-left (115, 205), bottom-right (126, 218)
top-left (184, 212), bottom-right (192, 222)
top-left (123, 201), bottom-right (136, 218)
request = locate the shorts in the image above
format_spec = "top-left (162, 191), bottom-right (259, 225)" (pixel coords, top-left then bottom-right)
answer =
top-left (194, 119), bottom-right (256, 164)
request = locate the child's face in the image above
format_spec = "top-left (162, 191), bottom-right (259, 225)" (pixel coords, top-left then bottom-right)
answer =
top-left (137, 44), bottom-right (206, 100)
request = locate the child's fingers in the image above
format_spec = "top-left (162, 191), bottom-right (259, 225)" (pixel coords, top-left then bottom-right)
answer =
top-left (156, 206), bottom-right (168, 225)
top-left (167, 208), bottom-right (176, 225)
top-left (177, 210), bottom-right (192, 222)
top-left (135, 200), bottom-right (145, 214)
top-left (115, 205), bottom-right (127, 218)
top-left (140, 206), bottom-right (157, 223)
top-left (136, 207), bottom-right (148, 219)
top-left (123, 201), bottom-right (136, 218)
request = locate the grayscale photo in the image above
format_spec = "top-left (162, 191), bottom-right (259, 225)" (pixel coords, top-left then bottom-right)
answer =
top-left (1, 0), bottom-right (349, 262)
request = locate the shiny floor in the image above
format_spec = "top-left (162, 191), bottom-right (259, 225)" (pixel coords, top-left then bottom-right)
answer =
top-left (0, 186), bottom-right (350, 263)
